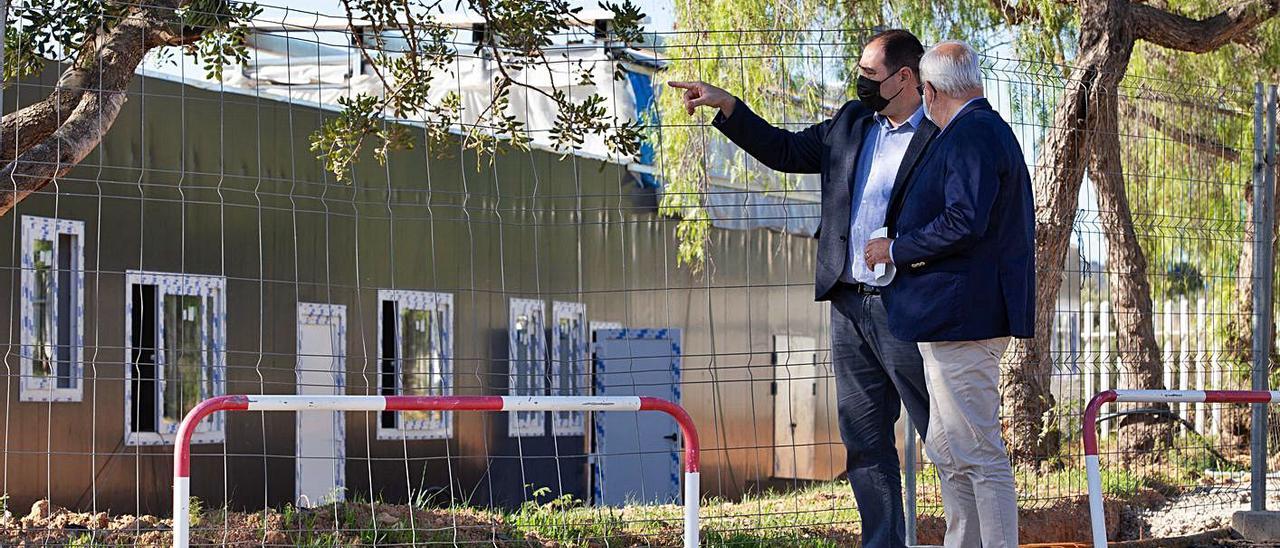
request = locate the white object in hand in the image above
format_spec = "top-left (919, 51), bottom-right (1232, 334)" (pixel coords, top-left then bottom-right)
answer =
top-left (871, 227), bottom-right (889, 277)
top-left (868, 227), bottom-right (894, 286)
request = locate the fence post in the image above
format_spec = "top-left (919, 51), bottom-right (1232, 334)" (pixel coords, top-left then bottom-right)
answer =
top-left (905, 421), bottom-right (917, 545)
top-left (1179, 299), bottom-right (1189, 423)
top-left (1100, 301), bottom-right (1112, 438)
top-left (1195, 298), bottom-right (1206, 430)
top-left (1249, 82), bottom-right (1277, 512)
top-left (1084, 302), bottom-right (1094, 405)
top-left (1163, 300), bottom-right (1174, 393)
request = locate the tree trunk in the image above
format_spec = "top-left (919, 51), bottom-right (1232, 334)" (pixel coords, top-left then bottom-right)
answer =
top-left (1002, 0), bottom-right (1147, 463)
top-left (996, 0), bottom-right (1280, 465)
top-left (1000, 68), bottom-right (1089, 462)
top-left (1090, 95), bottom-right (1176, 453)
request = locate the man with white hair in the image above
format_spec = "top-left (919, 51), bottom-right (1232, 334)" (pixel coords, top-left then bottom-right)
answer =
top-left (865, 40), bottom-right (1034, 548)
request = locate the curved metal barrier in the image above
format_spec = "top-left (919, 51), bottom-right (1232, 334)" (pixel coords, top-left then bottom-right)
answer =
top-left (172, 395), bottom-right (702, 548)
top-left (1084, 389), bottom-right (1276, 548)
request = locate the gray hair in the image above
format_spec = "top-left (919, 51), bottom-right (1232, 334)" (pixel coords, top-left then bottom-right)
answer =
top-left (919, 40), bottom-right (983, 96)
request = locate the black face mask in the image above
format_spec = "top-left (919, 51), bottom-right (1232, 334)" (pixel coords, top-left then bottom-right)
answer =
top-left (856, 71), bottom-right (905, 113)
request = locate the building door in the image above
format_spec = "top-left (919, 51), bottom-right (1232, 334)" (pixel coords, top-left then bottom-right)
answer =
top-left (296, 303), bottom-right (346, 507)
top-left (773, 335), bottom-right (818, 479)
top-left (591, 328), bottom-right (681, 506)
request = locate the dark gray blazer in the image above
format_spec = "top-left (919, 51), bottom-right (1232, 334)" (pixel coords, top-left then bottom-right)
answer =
top-left (712, 97), bottom-right (938, 301)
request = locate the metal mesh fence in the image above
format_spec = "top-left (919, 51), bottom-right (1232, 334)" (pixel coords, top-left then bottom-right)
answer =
top-left (0, 2), bottom-right (1277, 545)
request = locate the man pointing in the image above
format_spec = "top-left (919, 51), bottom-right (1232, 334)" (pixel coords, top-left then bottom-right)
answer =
top-left (672, 29), bottom-right (936, 547)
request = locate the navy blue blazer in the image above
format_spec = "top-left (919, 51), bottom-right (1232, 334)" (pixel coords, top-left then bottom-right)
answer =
top-left (881, 98), bottom-right (1035, 342)
top-left (711, 98), bottom-right (938, 302)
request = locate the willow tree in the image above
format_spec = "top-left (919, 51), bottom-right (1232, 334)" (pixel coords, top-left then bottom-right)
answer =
top-left (656, 0), bottom-right (1003, 271)
top-left (0, 0), bottom-right (645, 216)
top-left (655, 0), bottom-right (847, 271)
top-left (660, 0), bottom-right (1280, 462)
top-left (995, 0), bottom-right (1280, 461)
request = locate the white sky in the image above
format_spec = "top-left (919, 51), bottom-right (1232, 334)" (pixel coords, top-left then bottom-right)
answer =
top-left (274, 0), bottom-right (677, 33)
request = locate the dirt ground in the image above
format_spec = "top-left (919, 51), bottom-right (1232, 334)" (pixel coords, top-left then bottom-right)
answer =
top-left (4, 483), bottom-right (1280, 546)
top-left (0, 496), bottom-right (1122, 546)
top-left (0, 499), bottom-right (586, 546)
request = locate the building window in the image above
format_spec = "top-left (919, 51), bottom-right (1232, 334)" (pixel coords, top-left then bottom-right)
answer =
top-left (20, 216), bottom-right (84, 402)
top-left (551, 302), bottom-right (588, 435)
top-left (509, 298), bottom-right (546, 437)
top-left (124, 272), bottom-right (226, 445)
top-left (377, 290), bottom-right (453, 440)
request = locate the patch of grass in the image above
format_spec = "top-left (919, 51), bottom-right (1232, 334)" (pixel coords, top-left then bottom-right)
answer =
top-left (508, 491), bottom-right (635, 545)
top-left (67, 534), bottom-right (96, 547)
top-left (294, 531), bottom-right (345, 547)
top-left (187, 497), bottom-right (205, 528)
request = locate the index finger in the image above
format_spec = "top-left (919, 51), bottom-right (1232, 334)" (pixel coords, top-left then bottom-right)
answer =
top-left (667, 81), bottom-right (699, 90)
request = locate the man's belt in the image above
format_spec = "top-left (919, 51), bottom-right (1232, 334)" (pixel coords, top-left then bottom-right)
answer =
top-left (840, 282), bottom-right (881, 296)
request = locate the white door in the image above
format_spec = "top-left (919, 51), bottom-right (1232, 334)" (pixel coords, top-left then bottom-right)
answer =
top-left (774, 335), bottom-right (818, 479)
top-left (296, 303), bottom-right (346, 507)
top-left (591, 328), bottom-right (682, 506)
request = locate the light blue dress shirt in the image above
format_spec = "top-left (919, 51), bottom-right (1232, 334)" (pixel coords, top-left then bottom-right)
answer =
top-left (841, 106), bottom-right (926, 284)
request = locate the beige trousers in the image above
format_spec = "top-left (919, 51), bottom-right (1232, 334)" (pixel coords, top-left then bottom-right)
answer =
top-left (918, 338), bottom-right (1018, 548)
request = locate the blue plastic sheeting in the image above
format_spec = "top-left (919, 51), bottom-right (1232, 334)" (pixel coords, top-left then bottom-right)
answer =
top-left (626, 70), bottom-right (659, 188)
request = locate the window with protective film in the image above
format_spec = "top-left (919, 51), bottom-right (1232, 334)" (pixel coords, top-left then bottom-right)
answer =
top-left (20, 216), bottom-right (85, 402)
top-left (377, 290), bottom-right (453, 439)
top-left (124, 271), bottom-right (226, 445)
top-left (551, 301), bottom-right (588, 435)
top-left (509, 298), bottom-right (546, 437)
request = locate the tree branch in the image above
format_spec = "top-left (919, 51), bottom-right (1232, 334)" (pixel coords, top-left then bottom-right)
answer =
top-left (987, 0), bottom-right (1038, 24)
top-left (1132, 0), bottom-right (1280, 53)
top-left (0, 9), bottom-right (156, 217)
top-left (0, 82), bottom-right (82, 164)
top-left (1119, 101), bottom-right (1241, 162)
top-left (150, 26), bottom-right (205, 47)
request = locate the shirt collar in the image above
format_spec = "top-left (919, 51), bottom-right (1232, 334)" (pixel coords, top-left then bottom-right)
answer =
top-left (938, 97), bottom-right (986, 133)
top-left (872, 105), bottom-right (926, 131)
top-left (958, 97), bottom-right (985, 113)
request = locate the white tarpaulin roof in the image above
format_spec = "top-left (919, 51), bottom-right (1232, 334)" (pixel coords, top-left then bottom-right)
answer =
top-left (220, 41), bottom-right (639, 162)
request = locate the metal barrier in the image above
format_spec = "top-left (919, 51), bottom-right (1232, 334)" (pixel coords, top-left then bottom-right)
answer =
top-left (172, 395), bottom-right (702, 548)
top-left (1083, 389), bottom-right (1276, 548)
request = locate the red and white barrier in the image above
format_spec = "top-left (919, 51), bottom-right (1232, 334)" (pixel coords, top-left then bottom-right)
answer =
top-left (173, 395), bottom-right (702, 548)
top-left (1084, 389), bottom-right (1279, 548)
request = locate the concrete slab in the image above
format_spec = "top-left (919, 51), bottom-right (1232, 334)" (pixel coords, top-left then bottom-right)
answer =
top-left (1233, 510), bottom-right (1280, 542)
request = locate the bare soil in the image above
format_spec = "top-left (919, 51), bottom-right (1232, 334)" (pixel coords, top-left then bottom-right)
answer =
top-left (4, 483), bottom-right (1279, 546)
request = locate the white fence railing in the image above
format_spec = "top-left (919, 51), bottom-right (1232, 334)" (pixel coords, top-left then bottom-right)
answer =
top-left (1049, 297), bottom-right (1260, 439)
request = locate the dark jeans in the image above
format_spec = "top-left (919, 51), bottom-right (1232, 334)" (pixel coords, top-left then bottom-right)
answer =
top-left (830, 285), bottom-right (930, 548)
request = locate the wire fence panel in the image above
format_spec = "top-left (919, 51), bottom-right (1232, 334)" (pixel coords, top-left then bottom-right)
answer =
top-left (0, 2), bottom-right (1278, 546)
